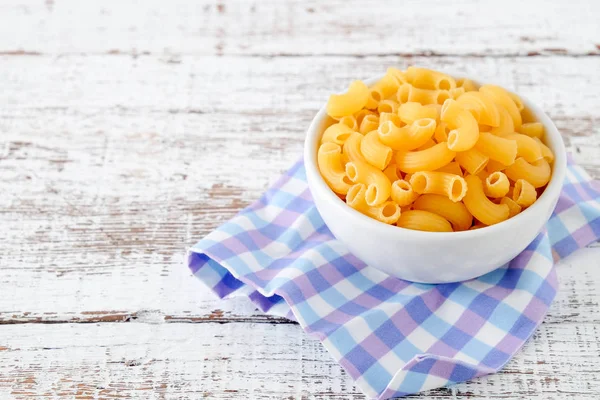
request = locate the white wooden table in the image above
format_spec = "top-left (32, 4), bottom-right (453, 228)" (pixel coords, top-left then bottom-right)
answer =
top-left (1, 1), bottom-right (599, 398)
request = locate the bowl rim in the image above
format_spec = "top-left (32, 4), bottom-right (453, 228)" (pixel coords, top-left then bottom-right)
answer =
top-left (304, 71), bottom-right (567, 239)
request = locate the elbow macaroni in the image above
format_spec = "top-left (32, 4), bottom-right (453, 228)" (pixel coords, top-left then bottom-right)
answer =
top-left (317, 68), bottom-right (555, 231)
top-left (378, 119), bottom-right (436, 151)
top-left (441, 99), bottom-right (479, 151)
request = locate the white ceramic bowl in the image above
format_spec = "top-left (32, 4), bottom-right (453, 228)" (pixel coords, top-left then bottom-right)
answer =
top-left (304, 74), bottom-right (567, 283)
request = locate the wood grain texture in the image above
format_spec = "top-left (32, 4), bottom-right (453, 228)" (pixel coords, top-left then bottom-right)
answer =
top-left (1, 253), bottom-right (600, 399)
top-left (0, 0), bottom-right (599, 56)
top-left (1, 0), bottom-right (600, 398)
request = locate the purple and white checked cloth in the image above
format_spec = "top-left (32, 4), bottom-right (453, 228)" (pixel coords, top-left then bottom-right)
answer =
top-left (188, 158), bottom-right (600, 399)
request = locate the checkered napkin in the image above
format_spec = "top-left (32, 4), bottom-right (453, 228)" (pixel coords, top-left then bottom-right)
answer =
top-left (188, 158), bottom-right (600, 399)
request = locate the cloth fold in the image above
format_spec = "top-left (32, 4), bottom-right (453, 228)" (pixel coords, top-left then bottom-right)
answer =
top-left (188, 158), bottom-right (600, 399)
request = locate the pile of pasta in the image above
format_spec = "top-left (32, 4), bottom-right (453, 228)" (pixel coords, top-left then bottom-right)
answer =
top-left (317, 67), bottom-right (554, 232)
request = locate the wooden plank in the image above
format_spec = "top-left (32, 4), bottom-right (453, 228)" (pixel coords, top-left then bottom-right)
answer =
top-left (0, 0), bottom-right (599, 56)
top-left (1, 308), bottom-right (600, 399)
top-left (0, 55), bottom-right (599, 325)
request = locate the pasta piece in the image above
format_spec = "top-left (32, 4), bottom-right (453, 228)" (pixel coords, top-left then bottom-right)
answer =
top-left (383, 163), bottom-right (402, 182)
top-left (475, 131), bottom-right (518, 166)
top-left (478, 124), bottom-right (492, 132)
top-left (379, 112), bottom-right (403, 128)
top-left (462, 175), bottom-right (510, 226)
top-left (409, 171), bottom-right (467, 202)
top-left (327, 80), bottom-right (370, 119)
top-left (519, 122), bottom-right (544, 139)
top-left (373, 73), bottom-right (402, 99)
top-left (455, 91), bottom-right (500, 127)
top-left (455, 148), bottom-right (489, 175)
top-left (378, 119), bottom-right (436, 151)
top-left (486, 159), bottom-right (507, 173)
top-left (513, 179), bottom-right (537, 207)
top-left (504, 158), bottom-right (551, 188)
top-left (434, 122), bottom-right (449, 143)
top-left (417, 139), bottom-right (437, 151)
top-left (395, 142), bottom-right (456, 173)
top-left (457, 78), bottom-right (478, 92)
top-left (533, 137), bottom-right (555, 163)
top-left (321, 122), bottom-right (354, 145)
top-left (345, 159), bottom-right (391, 206)
top-left (500, 197), bottom-right (522, 218)
top-left (339, 115), bottom-right (358, 131)
top-left (398, 102), bottom-right (438, 125)
top-left (386, 67), bottom-right (408, 86)
top-left (359, 114), bottom-right (380, 134)
top-left (412, 194), bottom-right (473, 231)
top-left (425, 104), bottom-right (442, 121)
top-left (348, 183), bottom-right (401, 224)
top-left (405, 66), bottom-right (456, 90)
top-left (505, 133), bottom-right (543, 163)
top-left (365, 86), bottom-right (384, 110)
top-left (346, 183), bottom-right (368, 211)
top-left (397, 83), bottom-right (451, 105)
top-left (354, 109), bottom-right (376, 127)
top-left (450, 87), bottom-right (465, 100)
top-left (435, 161), bottom-right (463, 176)
top-left (489, 106), bottom-right (515, 136)
top-left (391, 179), bottom-right (417, 206)
top-left (441, 99), bottom-right (479, 151)
top-left (364, 201), bottom-right (402, 224)
top-left (317, 143), bottom-right (352, 195)
top-left (342, 132), bottom-right (366, 163)
top-left (397, 210), bottom-right (453, 232)
top-left (377, 99), bottom-right (400, 114)
top-left (484, 171), bottom-right (510, 198)
top-left (361, 130), bottom-right (393, 169)
top-left (508, 91), bottom-right (525, 112)
top-left (479, 84), bottom-right (522, 129)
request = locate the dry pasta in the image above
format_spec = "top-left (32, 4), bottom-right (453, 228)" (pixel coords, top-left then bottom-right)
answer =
top-left (435, 161), bottom-right (463, 176)
top-left (484, 172), bottom-right (510, 198)
top-left (504, 158), bottom-right (551, 188)
top-left (513, 179), bottom-right (537, 207)
top-left (456, 91), bottom-right (500, 127)
top-left (406, 67), bottom-right (456, 91)
top-left (475, 131), bottom-right (518, 166)
top-left (479, 84), bottom-right (522, 129)
top-left (359, 114), bottom-right (380, 134)
top-left (391, 179), bottom-right (417, 206)
top-left (410, 171), bottom-right (467, 202)
top-left (383, 163), bottom-right (402, 182)
top-left (361, 130), bottom-right (393, 169)
top-left (398, 102), bottom-right (438, 125)
top-left (345, 159), bottom-right (391, 206)
top-left (316, 68), bottom-right (555, 231)
top-left (318, 142), bottom-right (352, 195)
top-left (505, 133), bottom-right (543, 163)
top-left (378, 119), bottom-right (436, 151)
top-left (463, 175), bottom-right (510, 226)
top-left (519, 122), bottom-right (544, 139)
top-left (500, 197), bottom-right (522, 218)
top-left (321, 122), bottom-right (354, 145)
top-left (397, 210), bottom-right (453, 232)
top-left (395, 142), bottom-right (456, 173)
top-left (455, 148), bottom-right (489, 175)
top-left (327, 80), bottom-right (370, 119)
top-left (397, 83), bottom-right (451, 105)
top-left (343, 132), bottom-right (366, 163)
top-left (441, 99), bottom-right (479, 151)
top-left (412, 194), bottom-right (473, 231)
